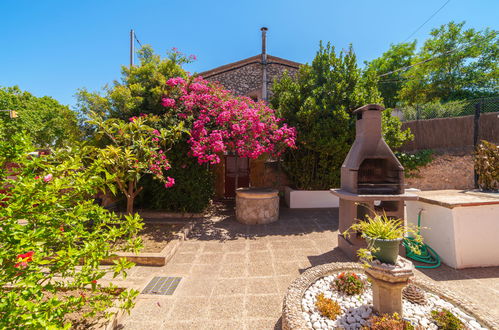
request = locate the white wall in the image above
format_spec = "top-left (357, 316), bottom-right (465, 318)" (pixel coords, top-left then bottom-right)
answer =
top-left (406, 200), bottom-right (499, 269)
top-left (284, 187), bottom-right (339, 209)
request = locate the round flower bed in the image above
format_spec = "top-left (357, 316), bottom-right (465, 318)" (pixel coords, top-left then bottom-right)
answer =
top-left (283, 263), bottom-right (497, 330)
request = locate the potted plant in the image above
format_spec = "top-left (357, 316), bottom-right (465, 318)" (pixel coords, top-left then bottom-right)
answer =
top-left (343, 209), bottom-right (422, 264)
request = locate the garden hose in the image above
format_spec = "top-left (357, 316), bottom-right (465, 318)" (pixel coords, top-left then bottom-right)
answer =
top-left (403, 209), bottom-right (441, 269)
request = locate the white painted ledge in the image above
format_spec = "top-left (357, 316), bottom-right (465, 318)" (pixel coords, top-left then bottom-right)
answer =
top-left (284, 186), bottom-right (339, 208)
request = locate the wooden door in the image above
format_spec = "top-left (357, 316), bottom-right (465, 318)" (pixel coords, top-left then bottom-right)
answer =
top-left (224, 156), bottom-right (250, 198)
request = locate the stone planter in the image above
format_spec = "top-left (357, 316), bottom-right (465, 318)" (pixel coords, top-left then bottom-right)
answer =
top-left (282, 262), bottom-right (497, 330)
top-left (235, 188), bottom-right (279, 225)
top-left (284, 186), bottom-right (339, 208)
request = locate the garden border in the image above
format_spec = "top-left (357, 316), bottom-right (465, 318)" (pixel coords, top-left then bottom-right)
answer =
top-left (102, 221), bottom-right (194, 266)
top-left (282, 262), bottom-right (497, 330)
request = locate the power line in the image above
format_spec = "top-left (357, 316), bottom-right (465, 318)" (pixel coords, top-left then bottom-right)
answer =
top-left (404, 0), bottom-right (451, 42)
top-left (377, 47), bottom-right (460, 78)
top-left (134, 33), bottom-right (142, 48)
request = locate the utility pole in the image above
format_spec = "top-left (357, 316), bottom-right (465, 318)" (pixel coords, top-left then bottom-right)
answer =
top-left (261, 27), bottom-right (268, 102)
top-left (130, 29), bottom-right (134, 68)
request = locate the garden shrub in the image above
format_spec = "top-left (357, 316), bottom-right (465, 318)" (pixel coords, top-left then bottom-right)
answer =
top-left (431, 309), bottom-right (465, 330)
top-left (333, 272), bottom-right (366, 295)
top-left (0, 145), bottom-right (142, 328)
top-left (401, 100), bottom-right (469, 120)
top-left (271, 42), bottom-right (413, 190)
top-left (315, 293), bottom-right (341, 320)
top-left (475, 140), bottom-right (499, 191)
top-left (394, 149), bottom-right (434, 177)
top-left (368, 313), bottom-right (414, 330)
top-left (136, 141), bottom-right (214, 213)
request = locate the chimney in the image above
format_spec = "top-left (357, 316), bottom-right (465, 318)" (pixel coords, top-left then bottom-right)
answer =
top-left (261, 27), bottom-right (268, 102)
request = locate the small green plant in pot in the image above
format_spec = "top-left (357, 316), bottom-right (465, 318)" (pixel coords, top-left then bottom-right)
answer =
top-left (344, 209), bottom-right (422, 264)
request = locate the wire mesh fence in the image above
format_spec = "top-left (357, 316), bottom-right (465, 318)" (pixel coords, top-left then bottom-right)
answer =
top-left (395, 96), bottom-right (499, 122)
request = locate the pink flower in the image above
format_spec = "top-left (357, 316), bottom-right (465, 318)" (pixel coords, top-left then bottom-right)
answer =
top-left (129, 116), bottom-right (138, 122)
top-left (162, 98), bottom-right (176, 107)
top-left (164, 177), bottom-right (175, 188)
top-left (152, 129), bottom-right (161, 136)
top-left (43, 174), bottom-right (53, 182)
top-left (166, 77), bottom-right (185, 87)
top-left (189, 54), bottom-right (197, 61)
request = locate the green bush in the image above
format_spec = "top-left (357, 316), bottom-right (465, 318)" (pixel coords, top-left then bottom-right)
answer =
top-left (0, 145), bottom-right (141, 328)
top-left (475, 140), bottom-right (499, 191)
top-left (271, 42), bottom-right (413, 190)
top-left (401, 100), bottom-right (469, 120)
top-left (136, 141), bottom-right (214, 213)
top-left (395, 149), bottom-right (434, 176)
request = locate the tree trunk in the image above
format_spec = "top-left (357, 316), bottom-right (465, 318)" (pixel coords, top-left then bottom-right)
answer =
top-left (126, 179), bottom-right (135, 215)
top-left (234, 155), bottom-right (239, 195)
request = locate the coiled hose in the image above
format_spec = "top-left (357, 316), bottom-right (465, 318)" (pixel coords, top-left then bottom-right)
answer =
top-left (403, 209), bottom-right (441, 269)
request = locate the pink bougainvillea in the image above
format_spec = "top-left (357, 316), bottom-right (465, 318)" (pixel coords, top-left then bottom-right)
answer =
top-left (161, 76), bottom-right (296, 164)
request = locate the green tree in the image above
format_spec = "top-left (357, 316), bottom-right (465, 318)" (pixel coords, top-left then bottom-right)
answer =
top-left (76, 45), bottom-right (190, 122)
top-left (0, 144), bottom-right (141, 328)
top-left (89, 113), bottom-right (184, 214)
top-left (365, 42), bottom-right (416, 107)
top-left (77, 47), bottom-right (215, 213)
top-left (399, 21), bottom-right (498, 104)
top-left (271, 42), bottom-right (412, 190)
top-left (0, 86), bottom-right (80, 147)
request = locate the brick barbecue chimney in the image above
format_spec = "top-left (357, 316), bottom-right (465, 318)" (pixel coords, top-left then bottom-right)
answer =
top-left (341, 104), bottom-right (404, 195)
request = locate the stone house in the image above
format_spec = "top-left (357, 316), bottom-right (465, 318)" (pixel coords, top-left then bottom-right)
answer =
top-left (198, 28), bottom-right (301, 198)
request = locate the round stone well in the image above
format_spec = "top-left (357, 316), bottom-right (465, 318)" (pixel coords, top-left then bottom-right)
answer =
top-left (235, 188), bottom-right (279, 225)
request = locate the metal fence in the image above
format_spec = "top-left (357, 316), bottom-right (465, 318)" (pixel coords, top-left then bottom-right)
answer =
top-left (397, 96), bottom-right (499, 152)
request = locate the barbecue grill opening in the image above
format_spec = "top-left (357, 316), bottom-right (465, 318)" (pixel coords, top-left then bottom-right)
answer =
top-left (357, 158), bottom-right (401, 194)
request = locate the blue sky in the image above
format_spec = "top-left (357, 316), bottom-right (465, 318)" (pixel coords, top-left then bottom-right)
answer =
top-left (1, 0), bottom-right (497, 107)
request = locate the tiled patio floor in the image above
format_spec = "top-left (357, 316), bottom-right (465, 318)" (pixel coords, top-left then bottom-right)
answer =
top-left (114, 203), bottom-right (499, 329)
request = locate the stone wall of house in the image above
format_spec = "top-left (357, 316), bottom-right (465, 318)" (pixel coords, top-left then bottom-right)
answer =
top-left (204, 62), bottom-right (298, 99)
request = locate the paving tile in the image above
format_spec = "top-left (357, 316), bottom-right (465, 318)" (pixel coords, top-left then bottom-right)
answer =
top-left (195, 252), bottom-right (225, 265)
top-left (125, 298), bottom-right (173, 322)
top-left (169, 253), bottom-right (197, 264)
top-left (123, 321), bottom-right (166, 330)
top-left (168, 297), bottom-right (210, 321)
top-left (247, 240), bottom-right (270, 251)
top-left (160, 263), bottom-right (193, 276)
top-left (219, 264), bottom-right (249, 278)
top-left (212, 278), bottom-right (247, 296)
top-left (245, 295), bottom-right (283, 319)
top-left (223, 252), bottom-right (248, 264)
top-left (248, 251), bottom-right (273, 263)
top-left (274, 275), bottom-right (296, 295)
top-left (205, 320), bottom-right (245, 330)
top-left (177, 242), bottom-right (203, 253)
top-left (273, 261), bottom-right (308, 276)
top-left (207, 296), bottom-right (245, 320)
top-left (221, 240), bottom-right (248, 252)
top-left (190, 264), bottom-right (221, 276)
top-left (247, 262), bottom-right (275, 277)
top-left (162, 320), bottom-right (206, 330)
top-left (174, 278), bottom-right (215, 297)
top-left (202, 242), bottom-right (227, 253)
top-left (245, 318), bottom-right (281, 330)
top-left (246, 277), bottom-right (279, 294)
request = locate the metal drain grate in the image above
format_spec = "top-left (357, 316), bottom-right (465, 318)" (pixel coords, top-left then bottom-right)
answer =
top-left (141, 276), bottom-right (182, 295)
